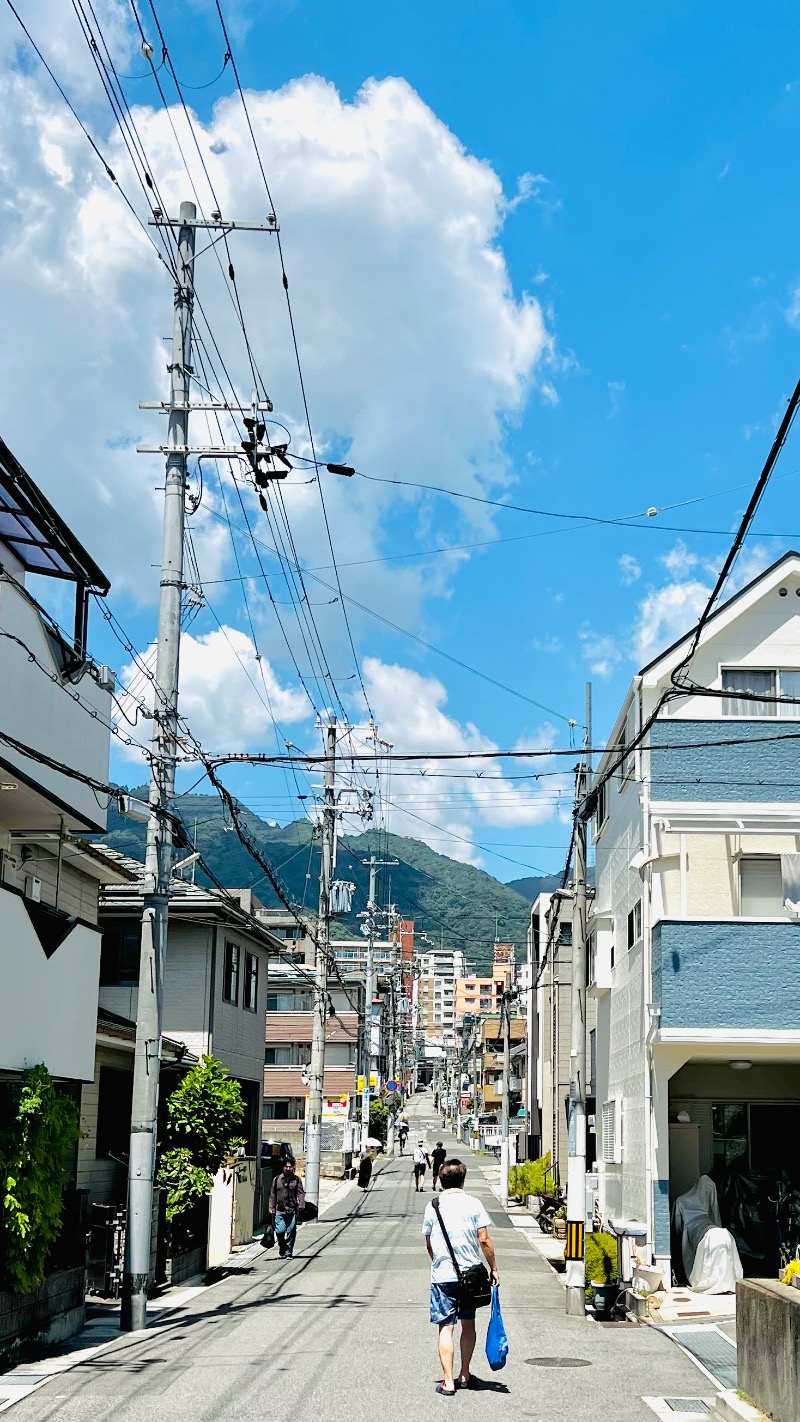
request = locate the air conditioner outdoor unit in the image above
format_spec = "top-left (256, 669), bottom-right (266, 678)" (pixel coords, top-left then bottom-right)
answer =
top-left (24, 875), bottom-right (42, 902)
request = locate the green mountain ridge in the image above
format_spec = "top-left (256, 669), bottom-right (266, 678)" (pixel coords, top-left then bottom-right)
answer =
top-left (99, 789), bottom-right (556, 970)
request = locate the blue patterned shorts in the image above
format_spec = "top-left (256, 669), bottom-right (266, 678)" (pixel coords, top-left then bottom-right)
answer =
top-left (430, 1281), bottom-right (476, 1326)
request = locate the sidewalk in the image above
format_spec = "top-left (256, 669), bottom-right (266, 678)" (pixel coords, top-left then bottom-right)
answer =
top-left (0, 1170), bottom-right (356, 1414)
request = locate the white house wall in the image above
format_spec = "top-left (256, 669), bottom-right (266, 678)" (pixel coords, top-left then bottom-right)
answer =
top-left (0, 581), bottom-right (111, 831)
top-left (0, 885), bottom-right (100, 1079)
top-left (594, 762), bottom-right (648, 1223)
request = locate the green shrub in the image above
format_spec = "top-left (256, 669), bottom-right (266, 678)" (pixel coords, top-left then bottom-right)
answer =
top-left (585, 1231), bottom-right (618, 1286)
top-left (157, 1057), bottom-right (245, 1222)
top-left (507, 1152), bottom-right (553, 1199)
top-left (0, 1065), bottom-right (80, 1293)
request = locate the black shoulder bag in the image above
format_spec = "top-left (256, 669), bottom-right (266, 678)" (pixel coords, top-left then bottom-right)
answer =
top-left (431, 1197), bottom-right (492, 1310)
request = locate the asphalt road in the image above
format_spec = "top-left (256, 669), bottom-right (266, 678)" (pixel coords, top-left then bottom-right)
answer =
top-left (11, 1101), bottom-right (710, 1422)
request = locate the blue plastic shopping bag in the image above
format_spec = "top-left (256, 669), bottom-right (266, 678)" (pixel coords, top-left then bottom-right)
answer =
top-left (485, 1285), bottom-right (508, 1371)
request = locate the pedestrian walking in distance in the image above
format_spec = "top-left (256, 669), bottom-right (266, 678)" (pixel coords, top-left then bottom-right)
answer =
top-left (431, 1141), bottom-right (447, 1190)
top-left (357, 1151), bottom-right (373, 1190)
top-left (398, 1117), bottom-right (409, 1155)
top-left (423, 1159), bottom-right (499, 1396)
top-left (413, 1138), bottom-right (431, 1192)
top-left (268, 1157), bottom-right (305, 1259)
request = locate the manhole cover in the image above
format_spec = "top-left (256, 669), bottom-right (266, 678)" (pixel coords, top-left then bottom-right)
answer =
top-left (524, 1357), bottom-right (591, 1368)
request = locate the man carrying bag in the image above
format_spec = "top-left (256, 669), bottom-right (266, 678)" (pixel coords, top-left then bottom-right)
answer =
top-left (422, 1159), bottom-right (499, 1396)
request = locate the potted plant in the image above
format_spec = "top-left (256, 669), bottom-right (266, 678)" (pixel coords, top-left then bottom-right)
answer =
top-left (585, 1231), bottom-right (619, 1317)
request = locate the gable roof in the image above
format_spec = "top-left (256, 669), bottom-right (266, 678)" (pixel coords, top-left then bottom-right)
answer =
top-left (639, 549), bottom-right (800, 679)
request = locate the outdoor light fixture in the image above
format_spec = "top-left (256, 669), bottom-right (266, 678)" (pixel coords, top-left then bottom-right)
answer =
top-left (729, 1059), bottom-right (753, 1071)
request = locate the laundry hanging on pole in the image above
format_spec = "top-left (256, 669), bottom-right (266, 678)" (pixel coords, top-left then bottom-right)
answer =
top-left (330, 880), bottom-right (356, 915)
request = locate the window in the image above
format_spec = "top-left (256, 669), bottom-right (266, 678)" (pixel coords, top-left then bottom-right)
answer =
top-left (722, 668), bottom-right (776, 716)
top-left (739, 857), bottom-right (784, 916)
top-left (264, 1042), bottom-right (311, 1066)
top-left (96, 1066), bottom-right (133, 1159)
top-left (595, 779), bottom-right (608, 836)
top-left (244, 951), bottom-right (259, 1011)
top-left (627, 901), bottom-right (642, 951)
top-left (266, 990), bottom-right (313, 1012)
top-left (618, 704), bottom-right (635, 783)
top-left (263, 1097), bottom-right (304, 1120)
top-left (223, 940), bottom-right (240, 1004)
top-left (99, 930), bottom-right (140, 986)
top-left (602, 1099), bottom-right (621, 1164)
top-left (711, 1104), bottom-right (748, 1170)
top-left (721, 667), bottom-right (800, 718)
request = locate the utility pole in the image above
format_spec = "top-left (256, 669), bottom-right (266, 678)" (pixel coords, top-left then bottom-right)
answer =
top-left (499, 991), bottom-right (512, 1207)
top-left (360, 856), bottom-right (377, 1152)
top-left (305, 716), bottom-right (337, 1207)
top-left (565, 684), bottom-right (591, 1316)
top-left (121, 202), bottom-right (196, 1333)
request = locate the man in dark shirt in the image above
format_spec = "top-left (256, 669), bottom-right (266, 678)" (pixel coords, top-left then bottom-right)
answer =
top-left (431, 1142), bottom-right (447, 1190)
top-left (268, 1158), bottom-right (306, 1258)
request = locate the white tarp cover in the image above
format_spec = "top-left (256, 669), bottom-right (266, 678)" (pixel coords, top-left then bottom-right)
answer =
top-left (672, 1175), bottom-right (743, 1294)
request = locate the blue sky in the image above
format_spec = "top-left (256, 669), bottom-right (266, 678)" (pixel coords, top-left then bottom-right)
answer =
top-left (3, 1), bottom-right (800, 884)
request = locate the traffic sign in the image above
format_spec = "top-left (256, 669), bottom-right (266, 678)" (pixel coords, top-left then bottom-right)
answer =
top-left (387, 1080), bottom-right (398, 1091)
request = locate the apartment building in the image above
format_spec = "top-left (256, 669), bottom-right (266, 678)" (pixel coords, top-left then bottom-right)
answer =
top-left (263, 959), bottom-right (363, 1157)
top-left (416, 948), bottom-right (466, 1050)
top-left (455, 943), bottom-right (515, 1022)
top-left (592, 550), bottom-right (800, 1280)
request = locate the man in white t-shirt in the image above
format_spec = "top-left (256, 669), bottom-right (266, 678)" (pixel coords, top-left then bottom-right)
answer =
top-left (422, 1158), bottom-right (499, 1396)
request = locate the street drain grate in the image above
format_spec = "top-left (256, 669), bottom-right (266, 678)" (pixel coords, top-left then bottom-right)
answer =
top-left (664, 1403), bottom-right (710, 1415)
top-left (524, 1357), bottom-right (591, 1367)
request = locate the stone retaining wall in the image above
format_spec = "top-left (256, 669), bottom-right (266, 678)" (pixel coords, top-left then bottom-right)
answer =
top-left (737, 1277), bottom-right (800, 1422)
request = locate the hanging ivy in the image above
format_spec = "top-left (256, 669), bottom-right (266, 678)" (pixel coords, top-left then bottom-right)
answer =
top-left (0, 1065), bottom-right (80, 1294)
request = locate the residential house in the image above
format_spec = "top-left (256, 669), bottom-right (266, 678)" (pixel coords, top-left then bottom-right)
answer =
top-left (592, 550), bottom-right (800, 1280)
top-left (527, 893), bottom-right (596, 1182)
top-left (0, 437), bottom-right (125, 1342)
top-left (96, 870), bottom-right (277, 1162)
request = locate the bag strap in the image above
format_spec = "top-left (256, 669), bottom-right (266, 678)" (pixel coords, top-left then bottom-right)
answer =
top-left (431, 1197), bottom-right (463, 1284)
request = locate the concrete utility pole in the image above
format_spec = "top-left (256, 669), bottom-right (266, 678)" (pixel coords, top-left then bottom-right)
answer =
top-left (121, 202), bottom-right (196, 1333)
top-left (499, 992), bottom-right (512, 1207)
top-left (565, 686), bottom-right (591, 1317)
top-left (359, 853), bottom-right (397, 1150)
top-left (305, 716), bottom-right (337, 1206)
top-left (360, 856), bottom-right (378, 1152)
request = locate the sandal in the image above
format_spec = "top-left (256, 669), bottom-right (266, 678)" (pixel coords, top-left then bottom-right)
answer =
top-left (435, 1383), bottom-right (456, 1397)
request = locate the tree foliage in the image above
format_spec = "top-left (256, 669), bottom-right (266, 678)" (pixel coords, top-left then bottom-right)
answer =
top-left (0, 1065), bottom-right (80, 1294)
top-left (157, 1057), bottom-right (245, 1222)
top-left (368, 1101), bottom-right (389, 1145)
